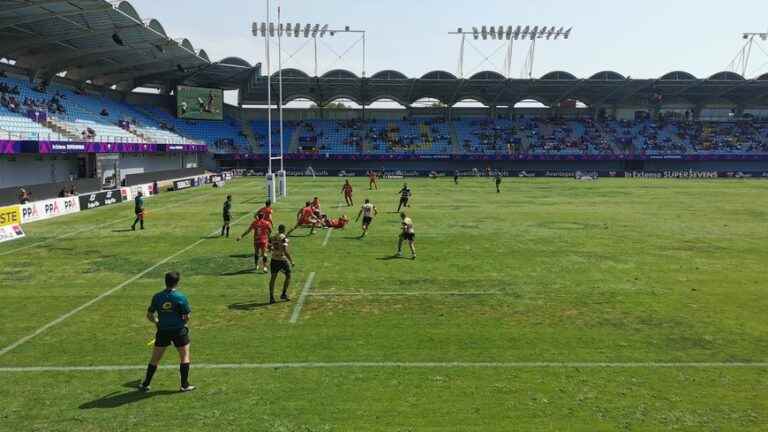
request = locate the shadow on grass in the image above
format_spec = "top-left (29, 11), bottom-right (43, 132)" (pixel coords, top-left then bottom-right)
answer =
top-left (229, 254), bottom-right (254, 259)
top-left (220, 268), bottom-right (259, 276)
top-left (376, 255), bottom-right (404, 261)
top-left (79, 381), bottom-right (178, 409)
top-left (111, 229), bottom-right (134, 233)
top-left (288, 232), bottom-right (314, 238)
top-left (228, 301), bottom-right (272, 310)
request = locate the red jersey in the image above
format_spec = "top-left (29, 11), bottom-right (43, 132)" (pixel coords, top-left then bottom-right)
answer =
top-left (257, 207), bottom-right (273, 222)
top-left (342, 183), bottom-right (353, 195)
top-left (251, 219), bottom-right (272, 244)
top-left (299, 207), bottom-right (315, 224)
top-left (327, 218), bottom-right (348, 229)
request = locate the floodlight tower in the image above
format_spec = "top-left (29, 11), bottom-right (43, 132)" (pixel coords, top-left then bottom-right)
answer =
top-left (449, 25), bottom-right (572, 79)
top-left (728, 31), bottom-right (768, 77)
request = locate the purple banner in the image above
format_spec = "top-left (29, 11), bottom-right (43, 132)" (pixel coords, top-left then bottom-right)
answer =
top-left (223, 152), bottom-right (768, 162)
top-left (34, 141), bottom-right (206, 154)
top-left (0, 140), bottom-right (19, 154)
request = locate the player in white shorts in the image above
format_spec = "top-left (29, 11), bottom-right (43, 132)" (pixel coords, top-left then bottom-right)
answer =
top-left (355, 199), bottom-right (378, 238)
top-left (397, 212), bottom-right (416, 259)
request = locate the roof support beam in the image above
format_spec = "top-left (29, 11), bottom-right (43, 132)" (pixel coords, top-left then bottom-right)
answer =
top-left (1, 26), bottom-right (137, 56)
top-left (70, 50), bottom-right (195, 81)
top-left (0, 3), bottom-right (112, 30)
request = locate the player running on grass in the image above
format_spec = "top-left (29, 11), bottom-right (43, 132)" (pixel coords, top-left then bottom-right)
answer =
top-left (368, 171), bottom-right (379, 190)
top-left (257, 200), bottom-right (273, 224)
top-left (397, 212), bottom-right (416, 259)
top-left (220, 195), bottom-right (232, 237)
top-left (494, 171), bottom-right (502, 193)
top-left (396, 183), bottom-right (412, 212)
top-left (131, 191), bottom-right (145, 231)
top-left (139, 271), bottom-right (195, 393)
top-left (356, 199), bottom-right (378, 238)
top-left (237, 212), bottom-right (272, 273)
top-left (454, 170), bottom-right (460, 185)
top-left (268, 224), bottom-right (295, 304)
top-left (341, 179), bottom-right (354, 206)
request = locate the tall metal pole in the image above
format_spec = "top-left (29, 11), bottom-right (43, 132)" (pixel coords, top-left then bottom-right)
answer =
top-left (278, 5), bottom-right (284, 172)
top-left (458, 33), bottom-right (465, 78)
top-left (743, 35), bottom-right (754, 77)
top-left (266, 0), bottom-right (272, 175)
top-left (362, 32), bottom-right (367, 78)
top-left (313, 36), bottom-right (318, 77)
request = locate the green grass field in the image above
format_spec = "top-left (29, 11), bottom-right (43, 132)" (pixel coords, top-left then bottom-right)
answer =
top-left (1, 176), bottom-right (766, 431)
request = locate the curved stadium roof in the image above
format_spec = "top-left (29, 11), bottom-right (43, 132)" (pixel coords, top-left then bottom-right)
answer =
top-left (242, 68), bottom-right (768, 108)
top-left (0, 0), bottom-right (256, 90)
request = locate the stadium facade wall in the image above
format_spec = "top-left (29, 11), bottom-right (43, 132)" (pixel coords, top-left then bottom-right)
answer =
top-left (106, 153), bottom-right (198, 181)
top-left (123, 167), bottom-right (206, 186)
top-left (0, 155), bottom-right (81, 189)
top-left (0, 177), bottom-right (101, 206)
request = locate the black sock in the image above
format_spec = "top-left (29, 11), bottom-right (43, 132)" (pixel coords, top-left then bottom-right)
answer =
top-left (226, 227), bottom-right (230, 237)
top-left (180, 363), bottom-right (190, 388)
top-left (142, 364), bottom-right (157, 387)
top-left (221, 226), bottom-right (225, 236)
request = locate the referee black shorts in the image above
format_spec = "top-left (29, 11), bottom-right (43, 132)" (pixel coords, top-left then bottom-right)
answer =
top-left (155, 326), bottom-right (190, 348)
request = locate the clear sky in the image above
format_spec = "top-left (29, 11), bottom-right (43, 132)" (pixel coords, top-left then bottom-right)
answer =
top-left (126, 0), bottom-right (768, 81)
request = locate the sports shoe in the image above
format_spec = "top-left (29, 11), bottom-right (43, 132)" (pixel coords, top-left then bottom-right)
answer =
top-left (137, 384), bottom-right (150, 393)
top-left (269, 297), bottom-right (276, 304)
top-left (280, 293), bottom-right (290, 301)
top-left (397, 251), bottom-right (403, 257)
top-left (180, 385), bottom-right (196, 392)
top-left (411, 255), bottom-right (416, 260)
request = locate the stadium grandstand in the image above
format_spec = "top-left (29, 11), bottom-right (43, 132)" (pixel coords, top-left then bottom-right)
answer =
top-left (2, 1), bottom-right (768, 198)
top-left (3, 2), bottom-right (768, 430)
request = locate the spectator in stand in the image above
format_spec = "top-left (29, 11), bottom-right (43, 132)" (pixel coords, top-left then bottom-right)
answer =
top-left (58, 188), bottom-right (66, 198)
top-left (100, 108), bottom-right (109, 116)
top-left (19, 188), bottom-right (30, 204)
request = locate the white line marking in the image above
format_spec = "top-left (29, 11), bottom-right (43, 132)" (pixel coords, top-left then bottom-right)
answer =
top-left (1, 362), bottom-right (766, 373)
top-left (0, 210), bottom-right (254, 358)
top-left (0, 189), bottom-right (212, 257)
top-left (310, 291), bottom-right (503, 297)
top-left (290, 271), bottom-right (316, 323)
top-left (321, 228), bottom-right (334, 247)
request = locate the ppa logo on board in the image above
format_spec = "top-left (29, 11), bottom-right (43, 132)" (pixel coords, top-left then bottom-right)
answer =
top-left (104, 191), bottom-right (119, 205)
top-left (87, 194), bottom-right (101, 209)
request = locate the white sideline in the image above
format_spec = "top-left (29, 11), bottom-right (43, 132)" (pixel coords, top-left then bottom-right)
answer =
top-left (0, 189), bottom-right (212, 257)
top-left (1, 362), bottom-right (766, 373)
top-left (289, 272), bottom-right (316, 324)
top-left (310, 291), bottom-right (503, 297)
top-left (0, 210), bottom-right (254, 358)
top-left (321, 228), bottom-right (334, 247)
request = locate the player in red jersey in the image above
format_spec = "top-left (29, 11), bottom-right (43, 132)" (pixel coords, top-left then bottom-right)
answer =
top-left (288, 201), bottom-right (321, 235)
top-left (341, 179), bottom-right (354, 206)
top-left (237, 212), bottom-right (272, 273)
top-left (310, 197), bottom-right (324, 219)
top-left (257, 200), bottom-right (273, 223)
top-left (324, 215), bottom-right (350, 229)
top-left (368, 171), bottom-right (379, 190)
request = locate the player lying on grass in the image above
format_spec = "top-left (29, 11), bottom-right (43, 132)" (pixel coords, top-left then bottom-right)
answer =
top-left (269, 224), bottom-right (295, 304)
top-left (288, 201), bottom-right (323, 235)
top-left (356, 199), bottom-right (378, 238)
top-left (397, 212), bottom-right (416, 259)
top-left (237, 212), bottom-right (272, 273)
top-left (322, 215), bottom-right (350, 229)
top-left (341, 179), bottom-right (354, 206)
top-left (139, 271), bottom-right (195, 393)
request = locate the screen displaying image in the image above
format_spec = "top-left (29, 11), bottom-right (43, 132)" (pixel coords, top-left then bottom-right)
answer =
top-left (176, 86), bottom-right (224, 120)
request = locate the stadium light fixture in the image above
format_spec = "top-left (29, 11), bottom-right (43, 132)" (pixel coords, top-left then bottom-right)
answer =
top-left (311, 24), bottom-right (320, 38)
top-left (320, 24), bottom-right (329, 37)
top-left (449, 24), bottom-right (572, 79)
top-left (303, 23), bottom-right (310, 37)
top-left (284, 23), bottom-right (292, 37)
